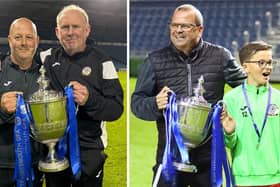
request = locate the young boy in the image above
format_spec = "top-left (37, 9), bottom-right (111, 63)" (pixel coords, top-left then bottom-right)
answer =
top-left (221, 41), bottom-right (280, 187)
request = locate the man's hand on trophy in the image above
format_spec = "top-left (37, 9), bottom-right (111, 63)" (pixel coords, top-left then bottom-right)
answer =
top-left (69, 81), bottom-right (89, 106)
top-left (220, 108), bottom-right (236, 135)
top-left (156, 86), bottom-right (171, 110)
top-left (0, 91), bottom-right (23, 114)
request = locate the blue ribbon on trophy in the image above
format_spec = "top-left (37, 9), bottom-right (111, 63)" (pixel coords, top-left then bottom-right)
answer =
top-left (14, 94), bottom-right (34, 187)
top-left (57, 86), bottom-right (82, 179)
top-left (211, 102), bottom-right (234, 187)
top-left (162, 91), bottom-right (189, 185)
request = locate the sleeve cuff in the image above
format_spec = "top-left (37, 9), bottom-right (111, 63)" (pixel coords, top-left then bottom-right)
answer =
top-left (151, 96), bottom-right (162, 117)
top-left (0, 107), bottom-right (14, 123)
top-left (223, 130), bottom-right (236, 138)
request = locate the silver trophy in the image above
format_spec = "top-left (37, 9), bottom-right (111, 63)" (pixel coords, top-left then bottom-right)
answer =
top-left (173, 75), bottom-right (212, 172)
top-left (27, 66), bottom-right (69, 172)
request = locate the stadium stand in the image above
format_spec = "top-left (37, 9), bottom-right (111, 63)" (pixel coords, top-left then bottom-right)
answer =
top-left (130, 0), bottom-right (280, 81)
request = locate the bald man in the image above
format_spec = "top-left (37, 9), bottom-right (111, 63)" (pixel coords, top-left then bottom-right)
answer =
top-left (0, 18), bottom-right (43, 187)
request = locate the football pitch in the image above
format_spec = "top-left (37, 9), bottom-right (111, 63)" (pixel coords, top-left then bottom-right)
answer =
top-left (130, 78), bottom-right (157, 187)
top-left (130, 77), bottom-right (280, 187)
top-left (42, 75), bottom-right (279, 187)
top-left (103, 70), bottom-right (127, 187)
top-left (41, 71), bottom-right (127, 187)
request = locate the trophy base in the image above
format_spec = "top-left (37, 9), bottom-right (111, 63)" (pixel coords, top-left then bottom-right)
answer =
top-left (173, 162), bottom-right (198, 173)
top-left (38, 157), bottom-right (69, 172)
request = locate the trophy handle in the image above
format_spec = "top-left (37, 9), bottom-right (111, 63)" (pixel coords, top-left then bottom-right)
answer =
top-left (24, 103), bottom-right (34, 124)
top-left (24, 103), bottom-right (37, 140)
top-left (67, 83), bottom-right (80, 114)
top-left (216, 100), bottom-right (226, 109)
top-left (162, 90), bottom-right (175, 114)
top-left (29, 133), bottom-right (36, 140)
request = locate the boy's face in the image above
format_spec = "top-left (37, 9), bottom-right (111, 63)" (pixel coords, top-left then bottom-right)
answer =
top-left (242, 50), bottom-right (273, 87)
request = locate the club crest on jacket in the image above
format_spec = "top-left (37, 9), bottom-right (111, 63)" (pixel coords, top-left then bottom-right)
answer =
top-left (82, 66), bottom-right (92, 76)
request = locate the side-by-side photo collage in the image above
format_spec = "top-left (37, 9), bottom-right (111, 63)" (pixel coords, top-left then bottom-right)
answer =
top-left (0, 0), bottom-right (280, 187)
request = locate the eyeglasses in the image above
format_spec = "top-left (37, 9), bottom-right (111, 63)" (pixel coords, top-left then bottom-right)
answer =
top-left (244, 59), bottom-right (277, 68)
top-left (169, 23), bottom-right (200, 31)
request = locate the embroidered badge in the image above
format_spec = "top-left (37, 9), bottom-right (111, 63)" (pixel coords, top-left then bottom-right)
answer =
top-left (268, 104), bottom-right (279, 116)
top-left (82, 66), bottom-right (92, 76)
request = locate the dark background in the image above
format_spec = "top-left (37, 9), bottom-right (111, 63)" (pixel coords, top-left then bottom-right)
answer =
top-left (0, 0), bottom-right (127, 69)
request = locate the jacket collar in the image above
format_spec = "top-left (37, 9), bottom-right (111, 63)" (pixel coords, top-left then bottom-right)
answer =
top-left (61, 45), bottom-right (92, 60)
top-left (61, 38), bottom-right (95, 60)
top-left (244, 80), bottom-right (269, 94)
top-left (170, 38), bottom-right (203, 62)
top-left (7, 56), bottom-right (40, 72)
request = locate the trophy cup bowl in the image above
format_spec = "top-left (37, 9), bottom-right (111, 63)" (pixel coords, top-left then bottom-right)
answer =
top-left (173, 76), bottom-right (212, 173)
top-left (178, 100), bottom-right (211, 148)
top-left (27, 66), bottom-right (69, 172)
top-left (173, 99), bottom-right (211, 173)
top-left (28, 93), bottom-right (69, 172)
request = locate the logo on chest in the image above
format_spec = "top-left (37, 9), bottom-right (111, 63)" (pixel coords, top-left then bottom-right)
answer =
top-left (240, 106), bottom-right (248, 117)
top-left (81, 66), bottom-right (92, 76)
top-left (52, 62), bottom-right (61, 67)
top-left (268, 104), bottom-right (279, 116)
top-left (240, 104), bottom-right (279, 117)
top-left (3, 80), bottom-right (12, 86)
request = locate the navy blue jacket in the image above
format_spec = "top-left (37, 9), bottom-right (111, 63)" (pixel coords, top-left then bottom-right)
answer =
top-left (0, 56), bottom-right (42, 168)
top-left (131, 40), bottom-right (246, 166)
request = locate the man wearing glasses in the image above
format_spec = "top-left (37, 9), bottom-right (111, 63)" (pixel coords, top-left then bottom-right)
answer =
top-left (131, 4), bottom-right (246, 187)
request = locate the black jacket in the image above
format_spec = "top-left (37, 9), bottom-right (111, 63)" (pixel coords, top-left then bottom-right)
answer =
top-left (0, 56), bottom-right (42, 168)
top-left (131, 40), bottom-right (246, 167)
top-left (42, 44), bottom-right (123, 149)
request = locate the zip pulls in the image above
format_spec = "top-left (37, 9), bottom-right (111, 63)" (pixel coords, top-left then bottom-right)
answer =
top-left (187, 63), bottom-right (192, 96)
top-left (178, 54), bottom-right (193, 97)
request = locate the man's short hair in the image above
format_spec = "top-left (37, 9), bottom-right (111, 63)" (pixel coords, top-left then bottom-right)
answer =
top-left (173, 4), bottom-right (204, 26)
top-left (56, 4), bottom-right (89, 26)
top-left (239, 41), bottom-right (272, 65)
top-left (9, 17), bottom-right (38, 36)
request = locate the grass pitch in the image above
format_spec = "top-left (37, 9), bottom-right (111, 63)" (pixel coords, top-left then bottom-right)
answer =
top-left (130, 77), bottom-right (280, 187)
top-left (130, 78), bottom-right (157, 187)
top-left (42, 71), bottom-right (127, 187)
top-left (103, 71), bottom-right (127, 187)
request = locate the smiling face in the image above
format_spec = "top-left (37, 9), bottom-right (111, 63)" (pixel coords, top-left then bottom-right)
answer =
top-left (242, 49), bottom-right (273, 87)
top-left (56, 9), bottom-right (90, 56)
top-left (169, 8), bottom-right (203, 54)
top-left (8, 18), bottom-right (39, 69)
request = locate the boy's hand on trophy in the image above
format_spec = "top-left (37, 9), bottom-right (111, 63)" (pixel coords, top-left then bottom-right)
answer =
top-left (0, 91), bottom-right (22, 114)
top-left (156, 86), bottom-right (171, 110)
top-left (69, 81), bottom-right (89, 106)
top-left (220, 108), bottom-right (236, 135)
